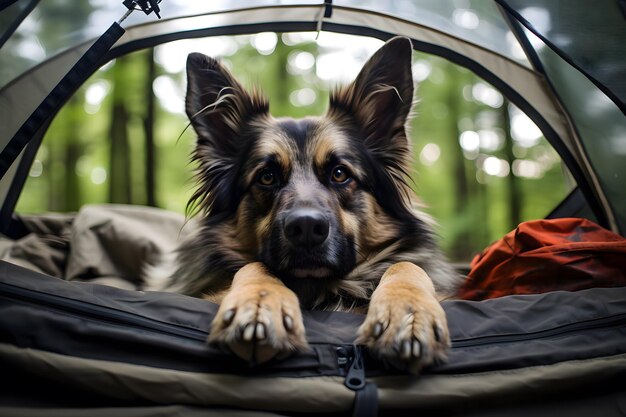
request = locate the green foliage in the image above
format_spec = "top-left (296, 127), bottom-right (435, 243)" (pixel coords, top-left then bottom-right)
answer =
top-left (15, 33), bottom-right (573, 262)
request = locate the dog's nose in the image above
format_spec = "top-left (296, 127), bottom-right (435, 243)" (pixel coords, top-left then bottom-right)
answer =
top-left (284, 209), bottom-right (330, 248)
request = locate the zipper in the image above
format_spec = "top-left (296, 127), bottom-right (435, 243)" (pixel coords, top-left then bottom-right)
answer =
top-left (336, 344), bottom-right (366, 389)
top-left (337, 344), bottom-right (379, 417)
top-left (0, 281), bottom-right (212, 343)
top-left (451, 312), bottom-right (626, 348)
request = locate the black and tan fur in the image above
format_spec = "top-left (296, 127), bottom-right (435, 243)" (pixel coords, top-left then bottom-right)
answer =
top-left (147, 37), bottom-right (461, 372)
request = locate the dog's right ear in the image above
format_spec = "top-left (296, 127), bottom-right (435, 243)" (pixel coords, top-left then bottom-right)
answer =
top-left (185, 53), bottom-right (269, 157)
top-left (185, 53), bottom-right (269, 215)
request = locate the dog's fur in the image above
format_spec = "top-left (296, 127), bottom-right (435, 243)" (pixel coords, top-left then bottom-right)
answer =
top-left (147, 37), bottom-right (461, 372)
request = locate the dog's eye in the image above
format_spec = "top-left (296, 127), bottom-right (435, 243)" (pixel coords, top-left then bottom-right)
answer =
top-left (331, 166), bottom-right (351, 184)
top-left (257, 169), bottom-right (277, 187)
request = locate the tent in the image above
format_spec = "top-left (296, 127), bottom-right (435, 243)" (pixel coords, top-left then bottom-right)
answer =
top-left (1, 1), bottom-right (625, 416)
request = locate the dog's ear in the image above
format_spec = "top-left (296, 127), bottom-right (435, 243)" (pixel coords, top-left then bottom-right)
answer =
top-left (329, 37), bottom-right (416, 219)
top-left (186, 53), bottom-right (268, 153)
top-left (185, 53), bottom-right (269, 215)
top-left (329, 36), bottom-right (414, 154)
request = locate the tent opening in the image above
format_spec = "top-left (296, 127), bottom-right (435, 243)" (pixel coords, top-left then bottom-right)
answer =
top-left (13, 32), bottom-right (575, 263)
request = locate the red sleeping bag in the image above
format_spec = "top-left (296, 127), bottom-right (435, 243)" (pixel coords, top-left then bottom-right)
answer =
top-left (458, 218), bottom-right (626, 300)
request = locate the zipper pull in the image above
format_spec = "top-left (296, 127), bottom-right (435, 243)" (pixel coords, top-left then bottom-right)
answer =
top-left (337, 345), bottom-right (378, 417)
top-left (338, 345), bottom-right (366, 390)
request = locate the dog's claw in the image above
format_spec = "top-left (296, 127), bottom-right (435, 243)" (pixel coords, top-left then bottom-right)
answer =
top-left (223, 308), bottom-right (236, 325)
top-left (433, 324), bottom-right (443, 342)
top-left (412, 340), bottom-right (421, 358)
top-left (242, 323), bottom-right (256, 342)
top-left (373, 322), bottom-right (384, 338)
top-left (283, 314), bottom-right (294, 332)
top-left (255, 322), bottom-right (266, 340)
top-left (400, 340), bottom-right (412, 360)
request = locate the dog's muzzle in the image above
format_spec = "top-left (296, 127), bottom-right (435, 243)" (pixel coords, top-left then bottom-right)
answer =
top-left (283, 208), bottom-right (330, 248)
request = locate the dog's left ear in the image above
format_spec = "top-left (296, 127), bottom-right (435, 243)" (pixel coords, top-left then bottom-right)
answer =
top-left (329, 36), bottom-right (414, 152)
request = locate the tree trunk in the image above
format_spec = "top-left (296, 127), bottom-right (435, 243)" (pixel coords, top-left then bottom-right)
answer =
top-left (63, 141), bottom-right (81, 211)
top-left (63, 97), bottom-right (82, 211)
top-left (446, 64), bottom-right (472, 260)
top-left (47, 138), bottom-right (62, 212)
top-left (144, 48), bottom-right (157, 207)
top-left (502, 100), bottom-right (521, 229)
top-left (108, 58), bottom-right (132, 204)
top-left (448, 68), bottom-right (469, 212)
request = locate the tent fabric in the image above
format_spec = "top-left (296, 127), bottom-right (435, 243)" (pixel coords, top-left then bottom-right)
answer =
top-left (500, 0), bottom-right (626, 112)
top-left (459, 218), bottom-right (626, 301)
top-left (509, 24), bottom-right (626, 235)
top-left (496, 4), bottom-right (626, 235)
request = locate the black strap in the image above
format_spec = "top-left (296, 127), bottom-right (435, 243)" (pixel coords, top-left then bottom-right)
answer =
top-left (0, 116), bottom-right (50, 235)
top-left (0, 0), bottom-right (19, 12)
top-left (323, 0), bottom-right (333, 18)
top-left (0, 0), bottom-right (40, 49)
top-left (0, 22), bottom-right (125, 180)
top-left (352, 382), bottom-right (378, 417)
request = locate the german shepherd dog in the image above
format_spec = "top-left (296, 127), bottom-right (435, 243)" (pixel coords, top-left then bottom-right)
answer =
top-left (149, 37), bottom-right (461, 373)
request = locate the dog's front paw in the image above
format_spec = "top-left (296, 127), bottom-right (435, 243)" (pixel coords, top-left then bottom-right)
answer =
top-left (356, 263), bottom-right (450, 374)
top-left (208, 264), bottom-right (308, 364)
